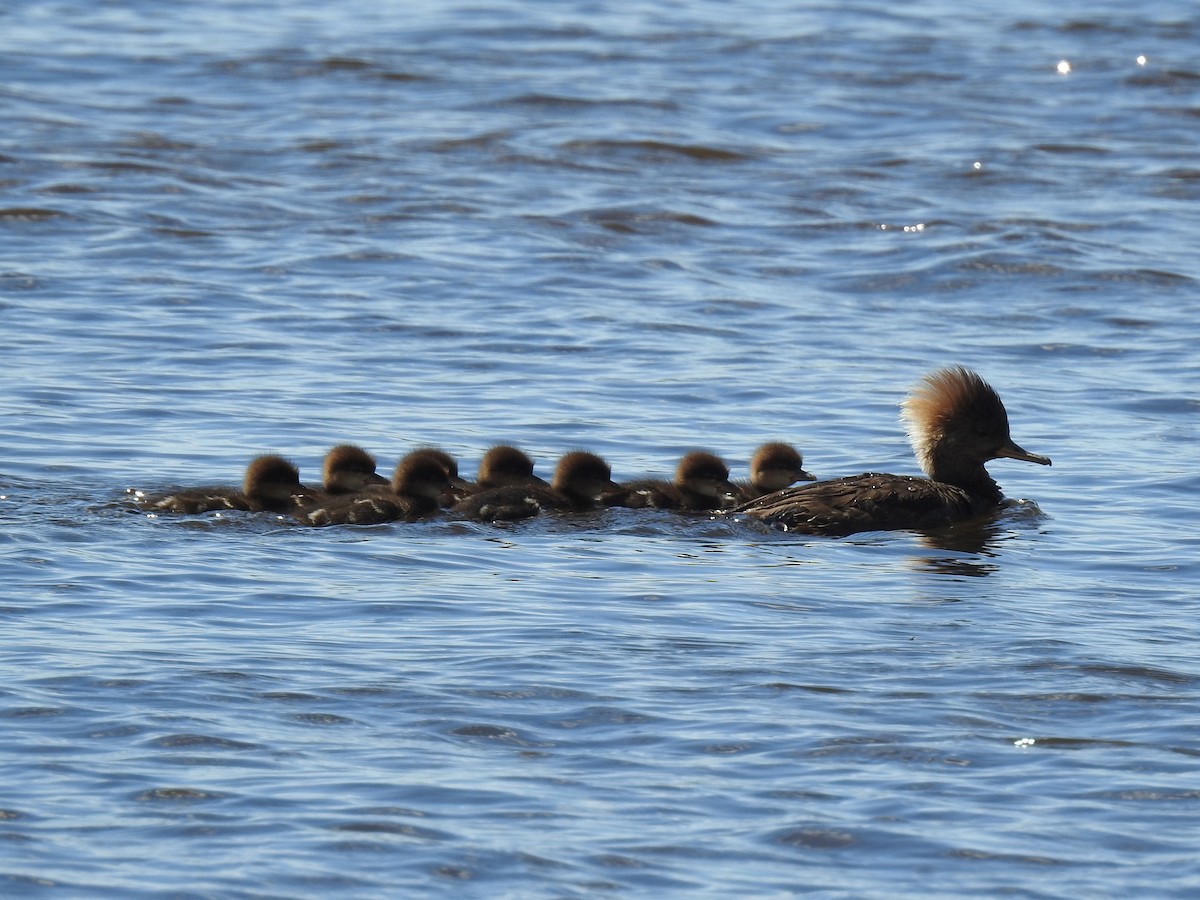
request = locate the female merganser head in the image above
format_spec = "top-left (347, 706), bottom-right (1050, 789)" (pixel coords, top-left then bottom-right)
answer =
top-left (901, 366), bottom-right (1050, 485)
top-left (322, 444), bottom-right (389, 494)
top-left (604, 450), bottom-right (738, 511)
top-left (474, 445), bottom-right (550, 490)
top-left (735, 441), bottom-right (815, 501)
top-left (733, 366), bottom-right (1051, 535)
top-left (301, 451), bottom-right (451, 526)
top-left (451, 450), bottom-right (617, 522)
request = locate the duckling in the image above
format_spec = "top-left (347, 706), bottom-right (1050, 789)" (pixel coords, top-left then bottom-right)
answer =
top-left (142, 455), bottom-right (310, 515)
top-left (733, 441), bottom-right (815, 502)
top-left (471, 444), bottom-right (550, 491)
top-left (399, 447), bottom-right (471, 504)
top-left (604, 450), bottom-right (737, 512)
top-left (321, 444), bottom-right (390, 494)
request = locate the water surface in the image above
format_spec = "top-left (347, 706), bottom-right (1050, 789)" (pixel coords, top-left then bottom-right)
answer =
top-left (2, 0), bottom-right (1199, 896)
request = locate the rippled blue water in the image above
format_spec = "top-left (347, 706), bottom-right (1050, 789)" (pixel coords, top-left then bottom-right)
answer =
top-left (3, 0), bottom-right (1199, 896)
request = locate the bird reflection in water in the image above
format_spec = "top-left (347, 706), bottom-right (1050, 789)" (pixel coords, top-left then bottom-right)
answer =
top-left (910, 503), bottom-right (1047, 575)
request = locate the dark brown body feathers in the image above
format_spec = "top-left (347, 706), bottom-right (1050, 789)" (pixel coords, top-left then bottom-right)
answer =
top-left (734, 472), bottom-right (976, 535)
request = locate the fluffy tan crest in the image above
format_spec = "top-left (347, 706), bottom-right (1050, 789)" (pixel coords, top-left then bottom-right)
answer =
top-left (901, 366), bottom-right (1005, 474)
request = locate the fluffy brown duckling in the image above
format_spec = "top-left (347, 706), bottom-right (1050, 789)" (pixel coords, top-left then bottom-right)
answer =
top-left (321, 444), bottom-right (390, 494)
top-left (471, 444), bottom-right (551, 492)
top-left (400, 447), bottom-right (472, 504)
top-left (300, 451), bottom-right (452, 526)
top-left (451, 450), bottom-right (617, 522)
top-left (733, 441), bottom-right (816, 502)
top-left (733, 366), bottom-right (1051, 535)
top-left (603, 450), bottom-right (737, 512)
top-left (141, 455), bottom-right (310, 515)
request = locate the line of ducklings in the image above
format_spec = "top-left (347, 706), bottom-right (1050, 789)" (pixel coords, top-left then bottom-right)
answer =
top-left (134, 367), bottom-right (1052, 536)
top-left (137, 441), bottom-right (813, 527)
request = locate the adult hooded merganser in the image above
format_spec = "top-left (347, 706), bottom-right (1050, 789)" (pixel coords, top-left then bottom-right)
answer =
top-left (451, 450), bottom-right (618, 522)
top-left (144, 455), bottom-right (309, 514)
top-left (604, 450), bottom-right (738, 512)
top-left (732, 366), bottom-right (1051, 535)
top-left (471, 445), bottom-right (550, 491)
top-left (301, 451), bottom-right (451, 526)
top-left (322, 444), bottom-right (390, 494)
top-left (733, 441), bottom-right (816, 502)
